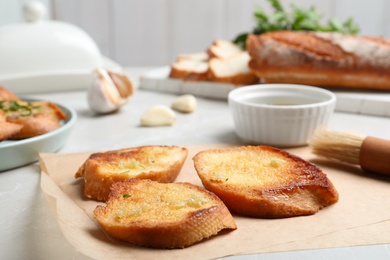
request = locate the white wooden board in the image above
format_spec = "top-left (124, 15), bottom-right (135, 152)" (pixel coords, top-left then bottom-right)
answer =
top-left (140, 67), bottom-right (390, 118)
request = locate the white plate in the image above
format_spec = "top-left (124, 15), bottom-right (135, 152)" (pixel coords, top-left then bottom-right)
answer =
top-left (0, 102), bottom-right (77, 171)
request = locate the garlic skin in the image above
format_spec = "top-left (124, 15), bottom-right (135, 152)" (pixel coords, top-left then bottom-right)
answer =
top-left (87, 68), bottom-right (134, 114)
top-left (107, 70), bottom-right (134, 98)
top-left (140, 105), bottom-right (176, 126)
top-left (171, 94), bottom-right (197, 113)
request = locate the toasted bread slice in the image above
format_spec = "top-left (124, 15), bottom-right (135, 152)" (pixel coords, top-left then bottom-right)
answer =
top-left (1, 100), bottom-right (67, 140)
top-left (169, 40), bottom-right (260, 85)
top-left (169, 59), bottom-right (209, 81)
top-left (0, 86), bottom-right (20, 101)
top-left (207, 39), bottom-right (243, 60)
top-left (0, 122), bottom-right (22, 141)
top-left (176, 51), bottom-right (209, 62)
top-left (193, 146), bottom-right (339, 218)
top-left (7, 115), bottom-right (63, 139)
top-left (75, 145), bottom-right (188, 201)
top-left (208, 51), bottom-right (259, 85)
top-left (94, 179), bottom-right (237, 248)
top-left (0, 110), bottom-right (22, 141)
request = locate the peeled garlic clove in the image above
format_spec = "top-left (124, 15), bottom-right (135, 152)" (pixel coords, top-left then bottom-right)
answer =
top-left (141, 105), bottom-right (176, 126)
top-left (87, 68), bottom-right (134, 114)
top-left (171, 94), bottom-right (197, 113)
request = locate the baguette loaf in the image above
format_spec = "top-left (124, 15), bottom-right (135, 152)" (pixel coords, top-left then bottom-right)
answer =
top-left (94, 179), bottom-right (237, 249)
top-left (247, 31), bottom-right (390, 90)
top-left (75, 145), bottom-right (188, 201)
top-left (193, 146), bottom-right (339, 218)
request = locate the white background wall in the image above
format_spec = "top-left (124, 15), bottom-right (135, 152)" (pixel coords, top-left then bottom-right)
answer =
top-left (1, 0), bottom-right (390, 67)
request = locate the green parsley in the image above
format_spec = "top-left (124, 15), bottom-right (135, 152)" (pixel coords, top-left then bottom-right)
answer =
top-left (233, 0), bottom-right (360, 49)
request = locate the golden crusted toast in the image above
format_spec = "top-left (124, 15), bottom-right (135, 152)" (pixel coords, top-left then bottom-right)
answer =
top-left (0, 91), bottom-right (66, 140)
top-left (75, 145), bottom-right (188, 201)
top-left (94, 179), bottom-right (237, 249)
top-left (3, 101), bottom-right (66, 140)
top-left (193, 146), bottom-right (339, 218)
top-left (0, 110), bottom-right (22, 141)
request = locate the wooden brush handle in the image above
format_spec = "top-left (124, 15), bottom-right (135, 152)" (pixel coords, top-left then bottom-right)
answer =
top-left (360, 136), bottom-right (390, 175)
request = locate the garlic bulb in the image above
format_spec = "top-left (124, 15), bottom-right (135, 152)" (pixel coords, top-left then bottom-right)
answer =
top-left (140, 105), bottom-right (176, 126)
top-left (87, 68), bottom-right (134, 114)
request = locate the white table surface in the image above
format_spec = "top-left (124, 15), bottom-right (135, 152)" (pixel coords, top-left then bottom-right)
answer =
top-left (1, 67), bottom-right (390, 260)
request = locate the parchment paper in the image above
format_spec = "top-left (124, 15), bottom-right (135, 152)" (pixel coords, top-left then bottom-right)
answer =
top-left (39, 144), bottom-right (390, 259)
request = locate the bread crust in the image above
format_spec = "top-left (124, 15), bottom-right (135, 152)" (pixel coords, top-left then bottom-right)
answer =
top-left (0, 122), bottom-right (22, 141)
top-left (169, 58), bottom-right (209, 81)
top-left (169, 39), bottom-right (258, 85)
top-left (193, 145), bottom-right (339, 218)
top-left (75, 146), bottom-right (188, 201)
top-left (207, 53), bottom-right (260, 85)
top-left (247, 31), bottom-right (390, 90)
top-left (0, 86), bottom-right (20, 101)
top-left (0, 86), bottom-right (67, 140)
top-left (207, 39), bottom-right (243, 60)
top-left (94, 179), bottom-right (237, 248)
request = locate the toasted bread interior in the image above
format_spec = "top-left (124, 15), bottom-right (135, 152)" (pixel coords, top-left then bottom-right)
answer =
top-left (207, 39), bottom-right (243, 59)
top-left (169, 59), bottom-right (209, 80)
top-left (168, 39), bottom-right (259, 85)
top-left (75, 146), bottom-right (188, 201)
top-left (208, 52), bottom-right (259, 85)
top-left (193, 146), bottom-right (339, 218)
top-left (94, 179), bottom-right (237, 248)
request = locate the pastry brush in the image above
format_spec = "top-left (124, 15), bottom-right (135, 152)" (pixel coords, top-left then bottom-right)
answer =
top-left (309, 129), bottom-right (390, 175)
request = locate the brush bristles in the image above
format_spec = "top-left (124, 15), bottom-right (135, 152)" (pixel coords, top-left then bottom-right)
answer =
top-left (309, 129), bottom-right (366, 165)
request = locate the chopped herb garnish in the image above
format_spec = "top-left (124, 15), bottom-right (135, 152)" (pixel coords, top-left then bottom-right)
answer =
top-left (123, 194), bottom-right (131, 198)
top-left (0, 101), bottom-right (41, 116)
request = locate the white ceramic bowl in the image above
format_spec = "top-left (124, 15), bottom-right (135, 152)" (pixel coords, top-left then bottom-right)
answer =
top-left (228, 84), bottom-right (336, 147)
